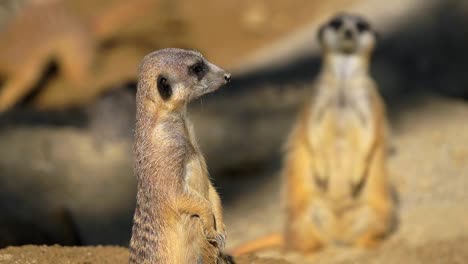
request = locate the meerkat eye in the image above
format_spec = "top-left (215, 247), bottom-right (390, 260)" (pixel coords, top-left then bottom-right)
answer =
top-left (191, 62), bottom-right (206, 74)
top-left (329, 18), bottom-right (343, 30)
top-left (356, 21), bottom-right (370, 32)
top-left (157, 76), bottom-right (172, 100)
top-left (192, 63), bottom-right (204, 73)
top-left (190, 61), bottom-right (207, 80)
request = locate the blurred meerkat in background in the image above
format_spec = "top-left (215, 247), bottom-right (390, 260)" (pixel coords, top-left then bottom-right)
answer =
top-left (232, 13), bottom-right (395, 256)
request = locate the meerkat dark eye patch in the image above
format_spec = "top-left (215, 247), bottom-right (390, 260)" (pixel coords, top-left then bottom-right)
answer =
top-left (356, 20), bottom-right (370, 32)
top-left (329, 18), bottom-right (343, 30)
top-left (190, 61), bottom-right (207, 80)
top-left (157, 76), bottom-right (172, 100)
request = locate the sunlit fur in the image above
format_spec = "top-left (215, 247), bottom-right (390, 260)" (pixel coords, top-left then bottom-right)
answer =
top-left (129, 48), bottom-right (232, 264)
top-left (0, 1), bottom-right (95, 112)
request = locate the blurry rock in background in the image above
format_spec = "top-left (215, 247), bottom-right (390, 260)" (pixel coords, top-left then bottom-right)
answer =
top-left (0, 0), bottom-right (467, 248)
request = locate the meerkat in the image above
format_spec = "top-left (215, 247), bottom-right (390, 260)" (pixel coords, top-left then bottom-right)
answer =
top-left (0, 0), bottom-right (95, 112)
top-left (231, 13), bottom-right (395, 256)
top-left (0, 0), bottom-right (157, 112)
top-left (129, 48), bottom-right (233, 264)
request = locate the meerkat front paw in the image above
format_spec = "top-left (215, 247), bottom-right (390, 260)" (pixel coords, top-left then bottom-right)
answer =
top-left (205, 230), bottom-right (220, 246)
top-left (204, 219), bottom-right (226, 249)
top-left (213, 229), bottom-right (227, 250)
top-left (200, 216), bottom-right (218, 242)
top-left (217, 224), bottom-right (227, 249)
top-left (206, 228), bottom-right (226, 250)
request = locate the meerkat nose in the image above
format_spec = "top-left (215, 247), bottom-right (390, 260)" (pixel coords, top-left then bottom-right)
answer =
top-left (224, 73), bottom-right (231, 83)
top-left (344, 29), bottom-right (353, 39)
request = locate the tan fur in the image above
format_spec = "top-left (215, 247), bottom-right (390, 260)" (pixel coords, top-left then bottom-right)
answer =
top-left (0, 0), bottom-right (95, 112)
top-left (230, 233), bottom-right (283, 256)
top-left (129, 48), bottom-right (233, 264)
top-left (0, 0), bottom-right (157, 112)
top-left (231, 13), bottom-right (395, 256)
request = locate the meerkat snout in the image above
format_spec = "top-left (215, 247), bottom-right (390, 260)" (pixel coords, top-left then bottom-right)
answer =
top-left (224, 73), bottom-right (231, 83)
top-left (343, 29), bottom-right (353, 40)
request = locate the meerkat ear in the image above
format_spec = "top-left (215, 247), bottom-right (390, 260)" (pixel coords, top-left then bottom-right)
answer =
top-left (157, 75), bottom-right (172, 100)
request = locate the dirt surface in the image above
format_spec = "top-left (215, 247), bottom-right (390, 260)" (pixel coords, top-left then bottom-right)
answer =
top-left (0, 238), bottom-right (467, 264)
top-left (0, 96), bottom-right (467, 263)
top-left (0, 245), bottom-right (128, 264)
top-left (0, 238), bottom-right (466, 264)
top-left (235, 237), bottom-right (468, 264)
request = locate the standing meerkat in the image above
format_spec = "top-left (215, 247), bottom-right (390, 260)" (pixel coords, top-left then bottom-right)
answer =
top-left (130, 48), bottom-right (233, 264)
top-left (231, 13), bottom-right (395, 256)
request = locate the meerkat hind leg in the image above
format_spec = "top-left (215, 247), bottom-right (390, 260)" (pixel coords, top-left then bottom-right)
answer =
top-left (284, 143), bottom-right (324, 253)
top-left (344, 201), bottom-right (392, 248)
top-left (286, 214), bottom-right (323, 253)
top-left (354, 146), bottom-right (394, 248)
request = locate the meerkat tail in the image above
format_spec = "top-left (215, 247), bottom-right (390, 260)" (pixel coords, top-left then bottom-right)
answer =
top-left (229, 233), bottom-right (283, 256)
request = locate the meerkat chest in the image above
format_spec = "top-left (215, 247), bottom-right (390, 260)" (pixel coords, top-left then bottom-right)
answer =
top-left (184, 122), bottom-right (211, 197)
top-left (313, 56), bottom-right (373, 129)
top-left (185, 154), bottom-right (210, 196)
top-left (308, 76), bottom-right (376, 200)
top-left (313, 78), bottom-right (372, 132)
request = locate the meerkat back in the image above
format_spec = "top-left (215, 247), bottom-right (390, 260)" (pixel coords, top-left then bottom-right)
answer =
top-left (284, 13), bottom-right (395, 250)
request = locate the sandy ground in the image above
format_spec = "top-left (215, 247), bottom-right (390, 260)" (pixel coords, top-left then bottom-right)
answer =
top-left (0, 245), bottom-right (128, 264)
top-left (0, 95), bottom-right (467, 263)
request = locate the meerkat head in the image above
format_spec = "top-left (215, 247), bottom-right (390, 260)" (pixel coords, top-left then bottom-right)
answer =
top-left (318, 13), bottom-right (376, 56)
top-left (137, 48), bottom-right (231, 112)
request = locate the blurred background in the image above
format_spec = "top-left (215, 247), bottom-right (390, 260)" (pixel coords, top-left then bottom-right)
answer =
top-left (0, 0), bottom-right (467, 263)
